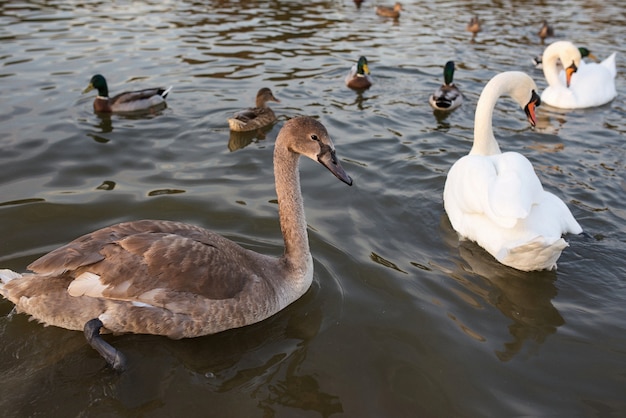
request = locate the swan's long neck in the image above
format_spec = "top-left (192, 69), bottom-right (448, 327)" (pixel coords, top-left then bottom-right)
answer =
top-left (470, 78), bottom-right (505, 156)
top-left (542, 47), bottom-right (563, 89)
top-left (273, 141), bottom-right (312, 278)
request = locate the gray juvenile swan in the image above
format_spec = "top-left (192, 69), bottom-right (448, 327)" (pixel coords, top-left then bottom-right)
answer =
top-left (0, 116), bottom-right (353, 371)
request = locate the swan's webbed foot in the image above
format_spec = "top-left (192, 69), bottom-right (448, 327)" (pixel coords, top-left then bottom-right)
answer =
top-left (84, 318), bottom-right (127, 371)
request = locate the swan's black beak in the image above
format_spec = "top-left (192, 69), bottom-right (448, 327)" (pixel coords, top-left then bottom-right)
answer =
top-left (524, 90), bottom-right (541, 127)
top-left (565, 62), bottom-right (578, 88)
top-left (318, 147), bottom-right (353, 186)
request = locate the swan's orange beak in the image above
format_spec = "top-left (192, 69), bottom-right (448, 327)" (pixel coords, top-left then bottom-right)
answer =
top-left (565, 62), bottom-right (578, 88)
top-left (524, 90), bottom-right (541, 127)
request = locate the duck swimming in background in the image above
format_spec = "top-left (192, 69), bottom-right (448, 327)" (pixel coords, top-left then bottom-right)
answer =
top-left (345, 56), bottom-right (373, 90)
top-left (429, 61), bottom-right (463, 111)
top-left (467, 16), bottom-right (481, 36)
top-left (443, 71), bottom-right (582, 272)
top-left (532, 46), bottom-right (596, 70)
top-left (540, 40), bottom-right (617, 109)
top-left (375, 2), bottom-right (402, 19)
top-left (228, 87), bottom-right (280, 132)
top-left (83, 74), bottom-right (172, 113)
top-left (228, 88), bottom-right (280, 132)
top-left (0, 116), bottom-right (353, 371)
top-left (538, 20), bottom-right (554, 43)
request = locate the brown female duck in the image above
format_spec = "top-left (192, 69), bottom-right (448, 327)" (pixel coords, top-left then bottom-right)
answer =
top-left (228, 88), bottom-right (280, 132)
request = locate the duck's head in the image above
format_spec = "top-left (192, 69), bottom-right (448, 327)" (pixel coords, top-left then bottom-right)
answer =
top-left (278, 117), bottom-right (352, 186)
top-left (83, 74), bottom-right (109, 97)
top-left (256, 87), bottom-right (280, 107)
top-left (443, 61), bottom-right (456, 85)
top-left (356, 56), bottom-right (370, 76)
top-left (578, 47), bottom-right (597, 62)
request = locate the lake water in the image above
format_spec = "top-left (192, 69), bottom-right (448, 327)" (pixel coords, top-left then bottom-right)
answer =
top-left (1, 1), bottom-right (625, 416)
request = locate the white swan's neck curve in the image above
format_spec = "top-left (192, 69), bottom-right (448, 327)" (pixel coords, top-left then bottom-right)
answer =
top-left (541, 41), bottom-right (582, 89)
top-left (470, 71), bottom-right (537, 157)
top-left (471, 78), bottom-right (505, 156)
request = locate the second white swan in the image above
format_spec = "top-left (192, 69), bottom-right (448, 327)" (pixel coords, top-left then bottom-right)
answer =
top-left (443, 71), bottom-right (582, 272)
top-left (541, 40), bottom-right (617, 109)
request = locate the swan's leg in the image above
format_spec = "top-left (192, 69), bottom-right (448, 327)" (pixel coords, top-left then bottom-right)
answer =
top-left (84, 318), bottom-right (127, 371)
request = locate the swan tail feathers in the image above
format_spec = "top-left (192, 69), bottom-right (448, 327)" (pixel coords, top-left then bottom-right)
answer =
top-left (0, 269), bottom-right (22, 284)
top-left (0, 269), bottom-right (23, 298)
top-left (497, 237), bottom-right (569, 271)
top-left (601, 53), bottom-right (617, 78)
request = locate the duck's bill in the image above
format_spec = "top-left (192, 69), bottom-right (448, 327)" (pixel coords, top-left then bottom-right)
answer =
top-left (318, 150), bottom-right (353, 186)
top-left (82, 83), bottom-right (95, 94)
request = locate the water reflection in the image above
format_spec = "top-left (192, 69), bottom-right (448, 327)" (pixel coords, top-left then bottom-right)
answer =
top-left (349, 91), bottom-right (369, 111)
top-left (177, 302), bottom-right (343, 416)
top-left (2, 296), bottom-right (342, 416)
top-left (456, 241), bottom-right (564, 362)
top-left (228, 122), bottom-right (276, 151)
top-left (441, 217), bottom-right (564, 362)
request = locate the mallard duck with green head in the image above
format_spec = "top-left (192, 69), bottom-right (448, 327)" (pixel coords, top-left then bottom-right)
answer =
top-left (345, 56), bottom-right (373, 90)
top-left (228, 88), bottom-right (280, 132)
top-left (429, 61), bottom-right (463, 111)
top-left (83, 74), bottom-right (172, 113)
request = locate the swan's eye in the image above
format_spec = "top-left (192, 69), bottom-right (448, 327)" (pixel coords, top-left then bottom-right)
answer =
top-left (310, 134), bottom-right (320, 142)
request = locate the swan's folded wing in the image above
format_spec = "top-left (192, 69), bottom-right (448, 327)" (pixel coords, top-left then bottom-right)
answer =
top-left (485, 152), bottom-right (544, 227)
top-left (447, 153), bottom-right (543, 229)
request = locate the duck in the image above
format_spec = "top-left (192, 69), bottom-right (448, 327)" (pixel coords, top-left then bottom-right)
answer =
top-left (82, 74), bottom-right (172, 113)
top-left (532, 46), bottom-right (596, 70)
top-left (467, 16), bottom-right (481, 36)
top-left (0, 116), bottom-right (353, 371)
top-left (429, 61), bottom-right (463, 111)
top-left (538, 20), bottom-right (554, 43)
top-left (443, 71), bottom-right (582, 272)
top-left (228, 88), bottom-right (280, 132)
top-left (375, 2), bottom-right (402, 19)
top-left (540, 41), bottom-right (617, 109)
top-left (345, 56), bottom-right (373, 90)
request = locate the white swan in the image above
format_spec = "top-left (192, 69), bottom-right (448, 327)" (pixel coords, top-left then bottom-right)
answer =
top-left (443, 71), bottom-right (582, 272)
top-left (541, 41), bottom-right (617, 109)
top-left (0, 116), bottom-right (353, 371)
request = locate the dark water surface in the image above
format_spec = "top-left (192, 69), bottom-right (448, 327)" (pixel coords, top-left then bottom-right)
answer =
top-left (1, 1), bottom-right (625, 416)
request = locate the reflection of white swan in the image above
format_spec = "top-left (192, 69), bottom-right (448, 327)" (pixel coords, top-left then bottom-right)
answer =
top-left (541, 41), bottom-right (617, 109)
top-left (456, 241), bottom-right (564, 362)
top-left (443, 72), bottom-right (582, 272)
